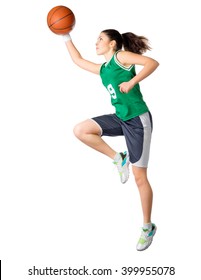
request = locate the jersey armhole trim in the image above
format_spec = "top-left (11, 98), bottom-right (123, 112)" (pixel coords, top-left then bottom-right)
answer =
top-left (114, 51), bottom-right (134, 71)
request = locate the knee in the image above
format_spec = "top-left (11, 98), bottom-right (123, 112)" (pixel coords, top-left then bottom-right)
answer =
top-left (132, 168), bottom-right (148, 188)
top-left (135, 176), bottom-right (147, 188)
top-left (73, 119), bottom-right (101, 140)
top-left (73, 123), bottom-right (85, 140)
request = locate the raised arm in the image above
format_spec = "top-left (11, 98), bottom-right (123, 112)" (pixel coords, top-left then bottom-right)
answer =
top-left (63, 34), bottom-right (101, 75)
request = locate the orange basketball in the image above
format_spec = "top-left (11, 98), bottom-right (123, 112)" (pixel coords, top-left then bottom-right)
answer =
top-left (47, 6), bottom-right (75, 35)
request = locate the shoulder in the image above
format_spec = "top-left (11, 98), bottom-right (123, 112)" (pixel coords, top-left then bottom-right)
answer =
top-left (116, 51), bottom-right (135, 67)
top-left (116, 50), bottom-right (156, 67)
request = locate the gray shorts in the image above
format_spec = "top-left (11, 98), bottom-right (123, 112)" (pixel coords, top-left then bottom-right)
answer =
top-left (92, 112), bottom-right (153, 167)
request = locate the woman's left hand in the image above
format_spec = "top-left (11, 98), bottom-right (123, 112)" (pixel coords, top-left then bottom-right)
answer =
top-left (118, 80), bottom-right (134, 94)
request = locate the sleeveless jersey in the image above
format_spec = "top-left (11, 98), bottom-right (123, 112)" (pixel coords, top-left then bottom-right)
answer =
top-left (100, 52), bottom-right (149, 121)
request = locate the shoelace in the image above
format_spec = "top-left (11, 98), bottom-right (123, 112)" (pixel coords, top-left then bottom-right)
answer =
top-left (140, 228), bottom-right (150, 239)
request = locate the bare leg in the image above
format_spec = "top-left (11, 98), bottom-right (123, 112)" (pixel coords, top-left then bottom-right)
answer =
top-left (132, 166), bottom-right (153, 224)
top-left (73, 119), bottom-right (116, 159)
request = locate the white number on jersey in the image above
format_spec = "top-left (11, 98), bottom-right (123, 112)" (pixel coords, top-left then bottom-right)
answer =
top-left (107, 84), bottom-right (117, 99)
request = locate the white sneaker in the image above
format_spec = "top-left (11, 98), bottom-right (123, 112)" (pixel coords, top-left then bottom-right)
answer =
top-left (136, 223), bottom-right (157, 251)
top-left (113, 151), bottom-right (130, 184)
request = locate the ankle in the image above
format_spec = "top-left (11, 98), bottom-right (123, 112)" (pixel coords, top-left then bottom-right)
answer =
top-left (143, 222), bottom-right (152, 230)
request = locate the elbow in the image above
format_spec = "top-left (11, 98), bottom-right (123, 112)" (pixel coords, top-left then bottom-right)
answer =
top-left (72, 57), bottom-right (80, 66)
top-left (151, 60), bottom-right (159, 72)
top-left (71, 54), bottom-right (84, 68)
top-left (155, 60), bottom-right (160, 68)
top-left (146, 58), bottom-right (159, 71)
top-left (71, 57), bottom-right (82, 68)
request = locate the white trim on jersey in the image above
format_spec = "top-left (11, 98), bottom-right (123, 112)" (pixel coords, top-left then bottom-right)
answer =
top-left (114, 51), bottom-right (134, 71)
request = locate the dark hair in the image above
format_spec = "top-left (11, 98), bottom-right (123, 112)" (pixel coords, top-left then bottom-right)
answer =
top-left (102, 29), bottom-right (151, 54)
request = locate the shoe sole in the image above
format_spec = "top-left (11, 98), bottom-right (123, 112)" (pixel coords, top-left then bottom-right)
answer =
top-left (121, 159), bottom-right (130, 184)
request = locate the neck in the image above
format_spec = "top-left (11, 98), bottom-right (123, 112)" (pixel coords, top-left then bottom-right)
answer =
top-left (104, 50), bottom-right (116, 62)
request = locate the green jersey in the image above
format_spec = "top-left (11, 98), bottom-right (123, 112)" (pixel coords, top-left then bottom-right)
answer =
top-left (100, 51), bottom-right (149, 121)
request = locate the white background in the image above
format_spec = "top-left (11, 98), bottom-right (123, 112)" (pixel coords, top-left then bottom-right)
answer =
top-left (0, 0), bottom-right (200, 279)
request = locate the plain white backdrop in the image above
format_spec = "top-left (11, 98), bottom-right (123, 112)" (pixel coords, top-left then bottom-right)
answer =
top-left (0, 0), bottom-right (201, 279)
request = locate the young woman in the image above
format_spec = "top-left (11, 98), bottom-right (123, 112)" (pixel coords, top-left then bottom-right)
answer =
top-left (63, 29), bottom-right (159, 251)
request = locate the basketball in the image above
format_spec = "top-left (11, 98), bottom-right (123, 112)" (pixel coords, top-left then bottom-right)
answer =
top-left (47, 6), bottom-right (75, 35)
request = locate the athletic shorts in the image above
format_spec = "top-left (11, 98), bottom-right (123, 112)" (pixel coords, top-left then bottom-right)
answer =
top-left (91, 112), bottom-right (153, 167)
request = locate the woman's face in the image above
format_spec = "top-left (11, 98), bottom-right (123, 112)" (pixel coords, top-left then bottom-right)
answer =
top-left (96, 32), bottom-right (114, 55)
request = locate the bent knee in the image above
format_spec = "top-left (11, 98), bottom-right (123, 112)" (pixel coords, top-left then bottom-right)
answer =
top-left (73, 119), bottom-right (101, 139)
top-left (73, 123), bottom-right (85, 139)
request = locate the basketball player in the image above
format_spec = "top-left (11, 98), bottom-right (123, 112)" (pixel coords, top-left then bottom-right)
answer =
top-left (62, 29), bottom-right (159, 251)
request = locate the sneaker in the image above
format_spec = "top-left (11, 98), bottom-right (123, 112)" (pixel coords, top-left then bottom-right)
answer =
top-left (113, 151), bottom-right (130, 184)
top-left (136, 223), bottom-right (157, 251)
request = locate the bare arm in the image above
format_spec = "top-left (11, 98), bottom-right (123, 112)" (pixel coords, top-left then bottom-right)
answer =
top-left (64, 36), bottom-right (101, 75)
top-left (117, 51), bottom-right (159, 93)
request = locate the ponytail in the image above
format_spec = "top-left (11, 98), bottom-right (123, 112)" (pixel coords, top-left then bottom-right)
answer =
top-left (122, 32), bottom-right (151, 54)
top-left (101, 29), bottom-right (151, 54)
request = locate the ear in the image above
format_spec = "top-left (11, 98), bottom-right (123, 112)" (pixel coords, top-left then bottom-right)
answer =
top-left (110, 40), bottom-right (116, 49)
